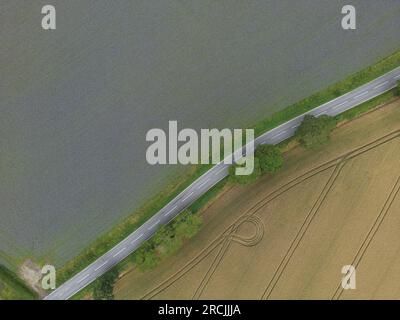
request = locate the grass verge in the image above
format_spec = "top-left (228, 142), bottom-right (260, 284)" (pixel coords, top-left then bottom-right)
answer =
top-left (0, 265), bottom-right (38, 300)
top-left (56, 50), bottom-right (400, 297)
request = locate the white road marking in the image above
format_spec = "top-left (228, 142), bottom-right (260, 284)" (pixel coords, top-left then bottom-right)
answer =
top-left (373, 81), bottom-right (389, 89)
top-left (271, 130), bottom-right (286, 139)
top-left (181, 192), bottom-right (194, 202)
top-left (45, 71), bottom-right (400, 300)
top-left (148, 219), bottom-right (161, 230)
top-left (291, 124), bottom-right (300, 129)
top-left (198, 179), bottom-right (210, 189)
top-left (77, 274), bottom-right (90, 284)
top-left (95, 261), bottom-right (108, 271)
top-left (113, 247), bottom-right (126, 257)
top-left (214, 166), bottom-right (227, 176)
top-left (354, 91), bottom-right (369, 99)
top-left (332, 101), bottom-right (348, 110)
top-left (164, 206), bottom-right (178, 217)
top-left (131, 233), bottom-right (144, 244)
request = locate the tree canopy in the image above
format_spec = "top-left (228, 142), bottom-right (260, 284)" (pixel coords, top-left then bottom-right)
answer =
top-left (295, 114), bottom-right (337, 149)
top-left (92, 268), bottom-right (119, 300)
top-left (229, 156), bottom-right (262, 185)
top-left (133, 210), bottom-right (202, 272)
top-left (255, 144), bottom-right (283, 173)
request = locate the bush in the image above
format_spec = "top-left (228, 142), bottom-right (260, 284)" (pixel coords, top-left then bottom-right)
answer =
top-left (92, 268), bottom-right (119, 300)
top-left (396, 81), bottom-right (400, 96)
top-left (229, 157), bottom-right (262, 185)
top-left (133, 210), bottom-right (202, 272)
top-left (295, 115), bottom-right (337, 149)
top-left (255, 144), bottom-right (283, 173)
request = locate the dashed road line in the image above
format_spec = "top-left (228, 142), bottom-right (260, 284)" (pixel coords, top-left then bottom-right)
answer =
top-left (95, 261), bottom-right (108, 271)
top-left (181, 192), bottom-right (194, 202)
top-left (354, 91), bottom-right (369, 99)
top-left (113, 247), bottom-right (126, 257)
top-left (164, 206), bottom-right (178, 217)
top-left (271, 130), bottom-right (287, 139)
top-left (332, 101), bottom-right (348, 110)
top-left (148, 219), bottom-right (161, 230)
top-left (214, 166), bottom-right (227, 176)
top-left (373, 81), bottom-right (389, 89)
top-left (198, 179), bottom-right (210, 189)
top-left (395, 74), bottom-right (400, 79)
top-left (131, 233), bottom-right (144, 244)
top-left (77, 274), bottom-right (90, 284)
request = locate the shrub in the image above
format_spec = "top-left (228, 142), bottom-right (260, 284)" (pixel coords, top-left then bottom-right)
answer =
top-left (255, 144), bottom-right (283, 173)
top-left (295, 115), bottom-right (337, 149)
top-left (133, 210), bottom-right (202, 272)
top-left (229, 157), bottom-right (262, 185)
top-left (92, 268), bottom-right (119, 300)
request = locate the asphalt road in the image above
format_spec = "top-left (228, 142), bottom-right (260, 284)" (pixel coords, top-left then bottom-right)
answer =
top-left (44, 66), bottom-right (400, 300)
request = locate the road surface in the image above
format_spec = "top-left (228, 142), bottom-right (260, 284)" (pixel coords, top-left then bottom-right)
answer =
top-left (44, 66), bottom-right (400, 300)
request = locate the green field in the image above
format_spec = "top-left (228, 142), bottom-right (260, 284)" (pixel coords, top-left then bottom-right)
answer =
top-left (58, 50), bottom-right (400, 294)
top-left (0, 265), bottom-right (37, 300)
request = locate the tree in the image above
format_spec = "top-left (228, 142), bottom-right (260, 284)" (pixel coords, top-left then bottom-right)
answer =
top-left (295, 114), bottom-right (336, 149)
top-left (255, 144), bottom-right (283, 173)
top-left (133, 241), bottom-right (160, 271)
top-left (132, 210), bottom-right (203, 272)
top-left (92, 268), bottom-right (119, 300)
top-left (229, 156), bottom-right (262, 185)
top-left (396, 80), bottom-right (400, 96)
top-left (173, 211), bottom-right (202, 239)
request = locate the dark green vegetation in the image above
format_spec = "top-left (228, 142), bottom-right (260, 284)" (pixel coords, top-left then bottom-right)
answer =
top-left (229, 144), bottom-right (285, 185)
top-left (229, 157), bottom-right (262, 185)
top-left (75, 86), bottom-right (398, 300)
top-left (133, 210), bottom-right (202, 272)
top-left (0, 265), bottom-right (37, 300)
top-left (62, 50), bottom-right (400, 299)
top-left (295, 115), bottom-right (337, 149)
top-left (230, 86), bottom-right (398, 186)
top-left (253, 51), bottom-right (400, 137)
top-left (256, 145), bottom-right (284, 173)
top-left (57, 164), bottom-right (213, 286)
top-left (92, 268), bottom-right (119, 300)
top-left (79, 210), bottom-right (202, 299)
top-left (334, 90), bottom-right (396, 123)
top-left (397, 81), bottom-right (400, 96)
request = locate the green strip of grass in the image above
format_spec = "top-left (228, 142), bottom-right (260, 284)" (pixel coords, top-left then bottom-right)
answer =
top-left (71, 89), bottom-right (398, 300)
top-left (0, 265), bottom-right (37, 300)
top-left (253, 51), bottom-right (400, 136)
top-left (56, 49), bottom-right (400, 295)
top-left (334, 90), bottom-right (396, 122)
top-left (57, 163), bottom-right (213, 285)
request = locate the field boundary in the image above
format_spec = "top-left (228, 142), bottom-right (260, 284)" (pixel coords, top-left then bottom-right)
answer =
top-left (137, 129), bottom-right (400, 299)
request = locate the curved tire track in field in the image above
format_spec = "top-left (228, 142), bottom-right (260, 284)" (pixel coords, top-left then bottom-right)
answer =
top-left (139, 130), bottom-right (400, 300)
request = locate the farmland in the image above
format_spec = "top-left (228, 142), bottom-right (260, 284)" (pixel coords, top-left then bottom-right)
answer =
top-left (2, 1), bottom-right (400, 268)
top-left (115, 98), bottom-right (400, 299)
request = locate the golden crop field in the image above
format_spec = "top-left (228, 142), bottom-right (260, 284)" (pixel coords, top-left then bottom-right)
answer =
top-left (115, 99), bottom-right (400, 300)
